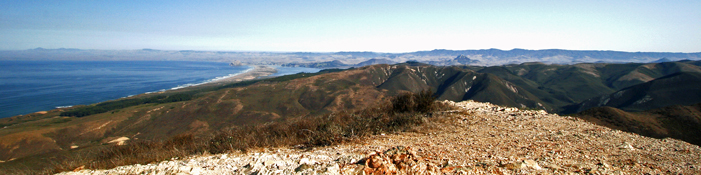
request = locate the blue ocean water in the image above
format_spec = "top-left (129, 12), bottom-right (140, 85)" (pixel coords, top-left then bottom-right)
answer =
top-left (0, 61), bottom-right (320, 118)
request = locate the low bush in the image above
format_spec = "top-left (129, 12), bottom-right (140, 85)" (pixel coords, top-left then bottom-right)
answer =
top-left (392, 89), bottom-right (436, 113)
top-left (7, 90), bottom-right (447, 174)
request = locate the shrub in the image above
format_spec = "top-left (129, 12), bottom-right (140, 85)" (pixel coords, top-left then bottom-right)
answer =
top-left (392, 89), bottom-right (436, 113)
top-left (15, 91), bottom-right (444, 174)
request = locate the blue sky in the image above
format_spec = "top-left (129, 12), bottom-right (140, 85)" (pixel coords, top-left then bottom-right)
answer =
top-left (1, 0), bottom-right (699, 52)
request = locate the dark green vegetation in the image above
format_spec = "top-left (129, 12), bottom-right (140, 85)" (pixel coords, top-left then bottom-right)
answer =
top-left (563, 72), bottom-right (701, 113)
top-left (0, 90), bottom-right (450, 174)
top-left (60, 93), bottom-right (194, 117)
top-left (476, 61), bottom-right (701, 112)
top-left (2, 60), bottom-right (701, 174)
top-left (58, 68), bottom-right (348, 118)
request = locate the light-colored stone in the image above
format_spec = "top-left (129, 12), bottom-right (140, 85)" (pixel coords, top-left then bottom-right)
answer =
top-left (107, 137), bottom-right (130, 146)
top-left (524, 160), bottom-right (542, 170)
top-left (56, 100), bottom-right (701, 175)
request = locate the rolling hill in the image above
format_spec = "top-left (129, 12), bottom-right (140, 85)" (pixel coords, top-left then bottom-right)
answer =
top-left (564, 72), bottom-right (701, 113)
top-left (476, 61), bottom-right (701, 112)
top-left (0, 64), bottom-right (546, 162)
top-left (2, 60), bottom-right (701, 168)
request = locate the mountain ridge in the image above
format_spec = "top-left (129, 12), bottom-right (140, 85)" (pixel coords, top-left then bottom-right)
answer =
top-left (3, 48), bottom-right (700, 67)
top-left (564, 72), bottom-right (701, 113)
top-left (2, 60), bottom-right (701, 173)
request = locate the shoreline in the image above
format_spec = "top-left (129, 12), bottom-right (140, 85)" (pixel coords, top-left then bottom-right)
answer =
top-left (165, 65), bottom-right (278, 90)
top-left (208, 65), bottom-right (278, 84)
top-left (3, 65), bottom-right (279, 119)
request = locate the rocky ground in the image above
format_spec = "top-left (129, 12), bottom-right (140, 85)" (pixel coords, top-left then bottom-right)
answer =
top-left (60, 100), bottom-right (701, 174)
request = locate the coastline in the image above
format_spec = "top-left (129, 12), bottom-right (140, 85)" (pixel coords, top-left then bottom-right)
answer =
top-left (166, 65), bottom-right (278, 90)
top-left (208, 65), bottom-right (278, 84)
top-left (5, 65), bottom-right (278, 118)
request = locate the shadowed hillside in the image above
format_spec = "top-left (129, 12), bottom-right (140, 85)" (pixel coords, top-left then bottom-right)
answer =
top-left (477, 61), bottom-right (701, 111)
top-left (575, 103), bottom-right (701, 145)
top-left (373, 64), bottom-right (545, 109)
top-left (564, 72), bottom-right (701, 113)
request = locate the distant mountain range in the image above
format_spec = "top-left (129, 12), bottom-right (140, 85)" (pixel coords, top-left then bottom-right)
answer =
top-left (2, 48), bottom-right (700, 67)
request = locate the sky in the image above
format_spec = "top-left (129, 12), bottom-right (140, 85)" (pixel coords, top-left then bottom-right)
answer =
top-left (1, 0), bottom-right (699, 53)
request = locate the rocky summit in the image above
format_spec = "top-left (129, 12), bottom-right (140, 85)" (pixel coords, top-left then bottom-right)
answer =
top-left (60, 100), bottom-right (701, 174)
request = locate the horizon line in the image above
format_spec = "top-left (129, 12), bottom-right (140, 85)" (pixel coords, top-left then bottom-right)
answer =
top-left (3, 47), bottom-right (701, 54)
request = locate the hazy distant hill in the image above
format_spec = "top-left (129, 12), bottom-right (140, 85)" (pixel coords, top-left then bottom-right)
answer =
top-left (2, 48), bottom-right (700, 67)
top-left (281, 60), bottom-right (350, 68)
top-left (353, 58), bottom-right (396, 67)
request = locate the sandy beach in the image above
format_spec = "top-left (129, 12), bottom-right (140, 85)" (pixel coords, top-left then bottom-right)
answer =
top-left (209, 65), bottom-right (278, 84)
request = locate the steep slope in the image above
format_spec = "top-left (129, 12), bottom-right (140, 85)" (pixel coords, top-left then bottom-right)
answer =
top-left (575, 103), bottom-right (701, 145)
top-left (565, 72), bottom-right (701, 113)
top-left (478, 61), bottom-right (701, 111)
top-left (374, 64), bottom-right (546, 109)
top-left (680, 60), bottom-right (701, 66)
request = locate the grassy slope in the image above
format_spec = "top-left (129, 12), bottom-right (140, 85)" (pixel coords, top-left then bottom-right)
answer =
top-left (0, 64), bottom-right (548, 163)
top-left (1, 86), bottom-right (449, 174)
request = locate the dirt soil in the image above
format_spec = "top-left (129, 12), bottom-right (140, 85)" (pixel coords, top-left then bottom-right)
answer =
top-left (61, 100), bottom-right (701, 174)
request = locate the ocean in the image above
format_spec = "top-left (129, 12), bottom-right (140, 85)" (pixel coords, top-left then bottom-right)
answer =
top-left (0, 61), bottom-right (320, 118)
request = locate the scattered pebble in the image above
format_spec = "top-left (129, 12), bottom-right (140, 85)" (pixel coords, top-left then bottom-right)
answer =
top-left (59, 100), bottom-right (701, 174)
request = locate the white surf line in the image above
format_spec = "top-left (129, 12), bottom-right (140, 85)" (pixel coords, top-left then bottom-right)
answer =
top-left (142, 66), bottom-right (255, 94)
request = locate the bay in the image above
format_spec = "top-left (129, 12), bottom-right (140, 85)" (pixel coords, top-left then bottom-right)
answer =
top-left (0, 61), bottom-right (320, 118)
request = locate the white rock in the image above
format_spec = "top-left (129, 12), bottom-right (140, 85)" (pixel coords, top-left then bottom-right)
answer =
top-left (326, 163), bottom-right (341, 174)
top-left (524, 160), bottom-right (543, 170)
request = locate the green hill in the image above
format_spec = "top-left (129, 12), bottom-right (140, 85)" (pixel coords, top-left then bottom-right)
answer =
top-left (477, 61), bottom-right (701, 112)
top-left (564, 72), bottom-right (701, 113)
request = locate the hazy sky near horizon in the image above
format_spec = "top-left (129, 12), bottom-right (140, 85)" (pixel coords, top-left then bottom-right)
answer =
top-left (1, 0), bottom-right (699, 52)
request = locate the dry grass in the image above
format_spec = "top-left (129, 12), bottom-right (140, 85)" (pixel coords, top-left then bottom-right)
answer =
top-left (0, 90), bottom-right (450, 175)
